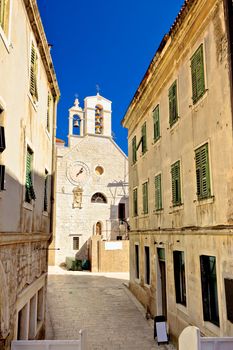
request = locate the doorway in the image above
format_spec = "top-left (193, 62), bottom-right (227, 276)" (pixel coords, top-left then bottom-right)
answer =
top-left (156, 248), bottom-right (167, 319)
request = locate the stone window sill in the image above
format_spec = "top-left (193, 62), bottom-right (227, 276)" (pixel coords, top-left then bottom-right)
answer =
top-left (23, 201), bottom-right (33, 211)
top-left (28, 93), bottom-right (38, 112)
top-left (0, 27), bottom-right (11, 53)
top-left (190, 89), bottom-right (209, 110)
top-left (194, 196), bottom-right (214, 206)
top-left (169, 204), bottom-right (184, 213)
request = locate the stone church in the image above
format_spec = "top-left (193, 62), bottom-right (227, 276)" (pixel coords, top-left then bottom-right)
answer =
top-left (51, 93), bottom-right (128, 266)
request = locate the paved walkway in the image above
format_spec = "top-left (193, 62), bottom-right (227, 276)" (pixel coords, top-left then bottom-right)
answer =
top-left (46, 266), bottom-right (176, 350)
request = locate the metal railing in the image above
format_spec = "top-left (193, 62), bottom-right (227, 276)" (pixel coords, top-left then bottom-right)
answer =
top-left (179, 326), bottom-right (233, 350)
top-left (11, 330), bottom-right (87, 350)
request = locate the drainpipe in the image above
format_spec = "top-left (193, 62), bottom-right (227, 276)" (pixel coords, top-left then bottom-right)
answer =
top-left (223, 0), bottom-right (233, 130)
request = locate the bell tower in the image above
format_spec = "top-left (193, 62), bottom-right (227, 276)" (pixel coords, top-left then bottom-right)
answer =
top-left (68, 98), bottom-right (84, 147)
top-left (84, 93), bottom-right (112, 137)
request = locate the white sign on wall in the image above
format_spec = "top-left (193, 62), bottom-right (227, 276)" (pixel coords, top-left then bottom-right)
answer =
top-left (105, 242), bottom-right (123, 250)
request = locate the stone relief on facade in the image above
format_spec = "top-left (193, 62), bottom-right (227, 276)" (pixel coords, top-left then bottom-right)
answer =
top-left (73, 186), bottom-right (83, 208)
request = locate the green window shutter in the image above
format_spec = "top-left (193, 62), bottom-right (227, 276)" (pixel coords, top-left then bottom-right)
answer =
top-left (133, 188), bottom-right (138, 216)
top-left (25, 147), bottom-right (36, 203)
top-left (44, 170), bottom-right (48, 212)
top-left (47, 92), bottom-right (52, 132)
top-left (171, 161), bottom-right (181, 206)
top-left (191, 44), bottom-right (205, 104)
top-left (0, 0), bottom-right (5, 28)
top-left (30, 44), bottom-right (38, 101)
top-left (132, 136), bottom-right (137, 163)
top-left (141, 122), bottom-right (147, 154)
top-left (169, 81), bottom-right (178, 126)
top-left (155, 174), bottom-right (162, 210)
top-left (0, 0), bottom-right (8, 33)
top-left (195, 143), bottom-right (211, 199)
top-left (153, 105), bottom-right (160, 141)
top-left (142, 182), bottom-right (148, 214)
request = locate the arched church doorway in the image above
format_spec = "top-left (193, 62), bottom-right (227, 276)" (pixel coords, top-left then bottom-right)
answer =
top-left (96, 221), bottom-right (102, 236)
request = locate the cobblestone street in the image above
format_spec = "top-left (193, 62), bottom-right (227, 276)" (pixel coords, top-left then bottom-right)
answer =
top-left (46, 267), bottom-right (176, 350)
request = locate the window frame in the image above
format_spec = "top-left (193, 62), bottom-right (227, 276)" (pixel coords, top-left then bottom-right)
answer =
top-left (153, 104), bottom-right (160, 142)
top-left (132, 135), bottom-right (137, 164)
top-left (29, 40), bottom-right (39, 104)
top-left (200, 255), bottom-right (219, 326)
top-left (169, 80), bottom-right (178, 127)
top-left (133, 187), bottom-right (138, 217)
top-left (141, 122), bottom-right (147, 155)
top-left (191, 44), bottom-right (206, 104)
top-left (173, 250), bottom-right (187, 306)
top-left (0, 0), bottom-right (12, 49)
top-left (144, 246), bottom-right (150, 285)
top-left (46, 90), bottom-right (52, 133)
top-left (25, 146), bottom-right (36, 204)
top-left (171, 160), bottom-right (182, 206)
top-left (73, 237), bottom-right (80, 250)
top-left (142, 181), bottom-right (149, 214)
top-left (155, 173), bottom-right (162, 211)
top-left (195, 143), bottom-right (211, 200)
top-left (135, 244), bottom-right (140, 280)
top-left (43, 169), bottom-right (49, 212)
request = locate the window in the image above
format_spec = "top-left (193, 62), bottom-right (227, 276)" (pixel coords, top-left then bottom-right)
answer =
top-left (195, 143), bottom-right (211, 200)
top-left (155, 174), bottom-right (162, 210)
top-left (0, 126), bottom-right (5, 152)
top-left (25, 147), bottom-right (36, 203)
top-left (118, 203), bottom-right (125, 220)
top-left (173, 251), bottom-right (186, 306)
top-left (141, 122), bottom-right (147, 154)
top-left (37, 287), bottom-right (44, 324)
top-left (200, 255), bottom-right (219, 326)
top-left (153, 105), bottom-right (160, 141)
top-left (169, 81), bottom-right (178, 126)
top-left (0, 165), bottom-right (5, 191)
top-left (132, 136), bottom-right (137, 164)
top-left (43, 169), bottom-right (48, 212)
top-left (191, 44), bottom-right (205, 104)
top-left (95, 166), bottom-right (104, 175)
top-left (224, 279), bottom-right (233, 323)
top-left (142, 181), bottom-right (148, 214)
top-left (144, 246), bottom-right (150, 285)
top-left (95, 104), bottom-right (103, 134)
top-left (46, 91), bottom-right (52, 132)
top-left (91, 192), bottom-right (107, 203)
top-left (29, 43), bottom-right (38, 102)
top-left (171, 161), bottom-right (181, 206)
top-left (135, 244), bottom-right (139, 279)
top-left (73, 237), bottom-right (80, 250)
top-left (0, 0), bottom-right (10, 36)
top-left (133, 188), bottom-right (138, 217)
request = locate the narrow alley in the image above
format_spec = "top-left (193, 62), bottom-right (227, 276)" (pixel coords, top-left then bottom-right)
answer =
top-left (46, 267), bottom-right (175, 350)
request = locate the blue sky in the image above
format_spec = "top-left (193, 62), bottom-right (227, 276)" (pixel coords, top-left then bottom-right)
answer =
top-left (37, 0), bottom-right (184, 155)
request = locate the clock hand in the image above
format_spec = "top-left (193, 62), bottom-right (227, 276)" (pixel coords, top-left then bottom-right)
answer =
top-left (76, 167), bottom-right (84, 177)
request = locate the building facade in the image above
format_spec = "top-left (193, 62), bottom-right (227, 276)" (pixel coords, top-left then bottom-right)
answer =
top-left (0, 0), bottom-right (59, 348)
top-left (50, 94), bottom-right (128, 267)
top-left (122, 0), bottom-right (233, 342)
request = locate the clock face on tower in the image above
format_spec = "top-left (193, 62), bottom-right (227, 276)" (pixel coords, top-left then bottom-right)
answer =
top-left (67, 161), bottom-right (90, 186)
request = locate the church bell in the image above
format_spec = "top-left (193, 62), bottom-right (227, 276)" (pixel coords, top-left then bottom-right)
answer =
top-left (73, 119), bottom-right (79, 127)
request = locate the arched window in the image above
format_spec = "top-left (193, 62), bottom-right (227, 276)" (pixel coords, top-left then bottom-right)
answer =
top-left (95, 104), bottom-right (103, 134)
top-left (91, 192), bottom-right (107, 203)
top-left (73, 114), bottom-right (81, 135)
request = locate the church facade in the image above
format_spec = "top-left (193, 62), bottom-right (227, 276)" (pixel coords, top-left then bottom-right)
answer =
top-left (51, 94), bottom-right (128, 266)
